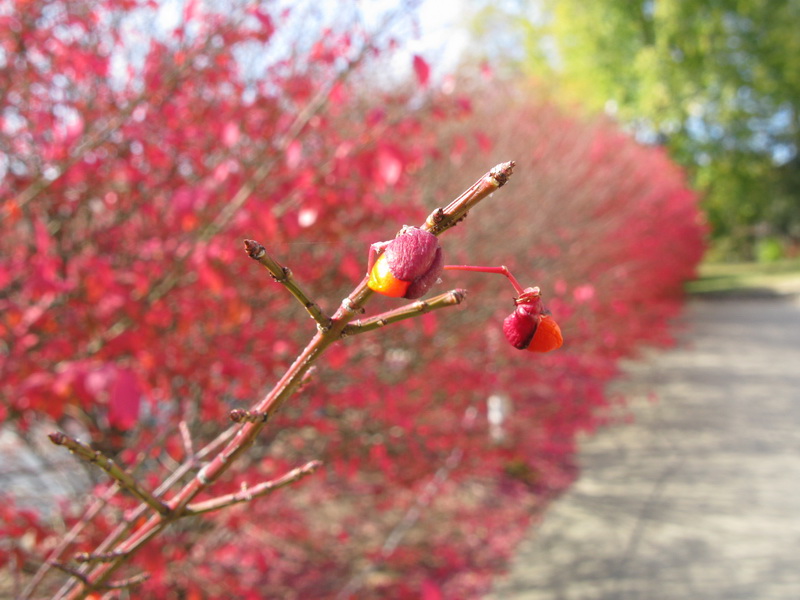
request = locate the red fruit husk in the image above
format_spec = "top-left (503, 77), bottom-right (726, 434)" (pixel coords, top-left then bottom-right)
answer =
top-left (503, 306), bottom-right (541, 349)
top-left (404, 247), bottom-right (443, 299)
top-left (384, 227), bottom-right (440, 282)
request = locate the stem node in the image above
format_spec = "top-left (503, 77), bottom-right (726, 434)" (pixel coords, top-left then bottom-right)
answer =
top-left (229, 409), bottom-right (270, 424)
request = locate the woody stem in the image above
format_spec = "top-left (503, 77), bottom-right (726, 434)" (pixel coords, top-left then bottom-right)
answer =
top-left (443, 265), bottom-right (526, 295)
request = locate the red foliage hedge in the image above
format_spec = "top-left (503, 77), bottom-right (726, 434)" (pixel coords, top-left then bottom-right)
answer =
top-left (0, 1), bottom-right (705, 598)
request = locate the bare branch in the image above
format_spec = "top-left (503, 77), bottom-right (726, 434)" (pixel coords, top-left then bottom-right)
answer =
top-left (184, 460), bottom-right (323, 516)
top-left (48, 432), bottom-right (171, 516)
top-left (35, 424), bottom-right (241, 600)
top-left (74, 550), bottom-right (128, 565)
top-left (49, 562), bottom-right (89, 586)
top-left (51, 561), bottom-right (149, 592)
top-left (179, 421), bottom-right (194, 459)
top-left (342, 289), bottom-right (468, 337)
top-left (424, 161), bottom-right (516, 236)
top-left (104, 572), bottom-right (150, 590)
top-left (244, 239), bottom-right (332, 330)
top-left (21, 483), bottom-right (120, 599)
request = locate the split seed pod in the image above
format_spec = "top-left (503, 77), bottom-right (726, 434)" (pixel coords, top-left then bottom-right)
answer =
top-left (526, 315), bottom-right (563, 353)
top-left (367, 226), bottom-right (444, 299)
top-left (502, 287), bottom-right (563, 353)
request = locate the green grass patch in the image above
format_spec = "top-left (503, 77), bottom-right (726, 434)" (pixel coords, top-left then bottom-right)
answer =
top-left (686, 258), bottom-right (800, 296)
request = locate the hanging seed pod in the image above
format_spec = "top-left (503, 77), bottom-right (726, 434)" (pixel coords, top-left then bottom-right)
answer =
top-left (502, 287), bottom-right (563, 353)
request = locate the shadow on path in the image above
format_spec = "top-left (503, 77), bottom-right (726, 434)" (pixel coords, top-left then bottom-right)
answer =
top-left (488, 294), bottom-right (800, 600)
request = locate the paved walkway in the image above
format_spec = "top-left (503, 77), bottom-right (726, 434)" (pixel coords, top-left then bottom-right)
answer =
top-left (488, 292), bottom-right (800, 600)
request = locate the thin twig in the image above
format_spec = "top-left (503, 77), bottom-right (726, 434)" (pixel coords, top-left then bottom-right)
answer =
top-left (244, 239), bottom-right (331, 329)
top-left (104, 572), bottom-right (150, 590)
top-left (424, 161), bottom-right (516, 236)
top-left (49, 563), bottom-right (89, 586)
top-left (185, 460), bottom-right (323, 516)
top-left (45, 425), bottom-right (240, 600)
top-left (179, 420), bottom-right (194, 460)
top-left (48, 433), bottom-right (171, 516)
top-left (74, 550), bottom-right (128, 564)
top-left (21, 483), bottom-right (120, 599)
top-left (341, 289), bottom-right (467, 336)
top-left (50, 562), bottom-right (149, 592)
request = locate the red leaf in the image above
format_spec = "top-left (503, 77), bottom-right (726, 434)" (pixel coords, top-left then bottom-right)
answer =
top-left (475, 132), bottom-right (493, 153)
top-left (108, 369), bottom-right (141, 431)
top-left (421, 579), bottom-right (443, 600)
top-left (412, 54), bottom-right (430, 87)
top-left (480, 60), bottom-right (493, 80)
top-left (376, 146), bottom-right (403, 187)
top-left (286, 139), bottom-right (302, 170)
top-left (450, 135), bottom-right (467, 164)
top-left (183, 0), bottom-right (198, 22)
top-left (249, 7), bottom-right (274, 37)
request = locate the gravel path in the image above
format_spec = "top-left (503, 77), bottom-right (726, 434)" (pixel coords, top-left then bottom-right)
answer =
top-left (488, 292), bottom-right (800, 600)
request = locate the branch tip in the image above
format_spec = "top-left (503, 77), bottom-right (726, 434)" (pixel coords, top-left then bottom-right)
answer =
top-left (307, 459), bottom-right (324, 471)
top-left (298, 365), bottom-right (318, 391)
top-left (490, 161), bottom-right (515, 187)
top-left (425, 163), bottom-right (516, 235)
top-left (48, 431), bottom-right (67, 445)
top-left (245, 240), bottom-right (332, 327)
top-left (243, 239), bottom-right (266, 259)
top-left (50, 432), bottom-right (170, 515)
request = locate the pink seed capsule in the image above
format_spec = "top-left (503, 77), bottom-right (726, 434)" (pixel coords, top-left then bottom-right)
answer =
top-left (503, 287), bottom-right (543, 349)
top-left (367, 226), bottom-right (443, 299)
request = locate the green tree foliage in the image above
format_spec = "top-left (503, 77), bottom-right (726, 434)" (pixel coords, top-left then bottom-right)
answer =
top-left (469, 0), bottom-right (800, 258)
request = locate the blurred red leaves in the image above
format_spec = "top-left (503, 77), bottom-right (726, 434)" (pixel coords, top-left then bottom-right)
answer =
top-left (0, 1), bottom-right (704, 598)
top-left (413, 54), bottom-right (431, 87)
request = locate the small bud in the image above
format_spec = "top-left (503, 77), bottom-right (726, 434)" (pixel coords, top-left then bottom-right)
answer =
top-left (502, 287), bottom-right (563, 353)
top-left (367, 227), bottom-right (444, 299)
top-left (48, 431), bottom-right (67, 445)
